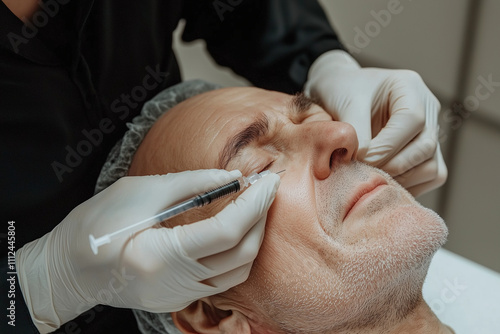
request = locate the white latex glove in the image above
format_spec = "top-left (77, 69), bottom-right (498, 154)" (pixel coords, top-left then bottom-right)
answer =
top-left (304, 50), bottom-right (447, 197)
top-left (16, 169), bottom-right (280, 333)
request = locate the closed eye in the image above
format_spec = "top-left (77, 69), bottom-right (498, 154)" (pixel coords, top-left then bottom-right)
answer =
top-left (259, 161), bottom-right (274, 173)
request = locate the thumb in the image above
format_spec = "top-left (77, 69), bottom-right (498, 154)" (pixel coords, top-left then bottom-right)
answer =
top-left (171, 173), bottom-right (280, 260)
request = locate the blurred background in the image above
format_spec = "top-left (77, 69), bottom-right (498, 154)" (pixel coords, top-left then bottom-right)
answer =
top-left (172, 0), bottom-right (500, 273)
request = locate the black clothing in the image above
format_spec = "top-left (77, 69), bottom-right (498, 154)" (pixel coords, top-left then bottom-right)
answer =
top-left (0, 0), bottom-right (343, 332)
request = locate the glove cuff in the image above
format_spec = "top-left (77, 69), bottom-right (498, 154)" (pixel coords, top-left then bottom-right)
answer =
top-left (304, 50), bottom-right (360, 97)
top-left (17, 233), bottom-right (93, 333)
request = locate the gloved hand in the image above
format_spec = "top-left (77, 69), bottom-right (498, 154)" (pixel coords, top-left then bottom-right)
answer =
top-left (16, 169), bottom-right (280, 333)
top-left (304, 50), bottom-right (447, 196)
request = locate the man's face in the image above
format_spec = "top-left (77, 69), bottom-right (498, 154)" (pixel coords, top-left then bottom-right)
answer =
top-left (129, 87), bottom-right (447, 333)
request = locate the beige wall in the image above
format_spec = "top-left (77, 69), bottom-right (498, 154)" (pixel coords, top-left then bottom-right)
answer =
top-left (172, 0), bottom-right (500, 273)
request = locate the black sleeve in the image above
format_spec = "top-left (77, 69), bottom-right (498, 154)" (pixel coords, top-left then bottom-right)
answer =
top-left (181, 0), bottom-right (345, 94)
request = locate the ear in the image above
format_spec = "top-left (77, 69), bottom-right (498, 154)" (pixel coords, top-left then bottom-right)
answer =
top-left (171, 299), bottom-right (252, 334)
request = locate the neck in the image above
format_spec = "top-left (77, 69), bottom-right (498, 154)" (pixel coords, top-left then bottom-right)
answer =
top-left (386, 302), bottom-right (453, 334)
top-left (334, 302), bottom-right (453, 334)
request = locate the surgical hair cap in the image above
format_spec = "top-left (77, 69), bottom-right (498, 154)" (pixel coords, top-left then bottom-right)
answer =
top-left (94, 80), bottom-right (221, 334)
top-left (95, 79), bottom-right (220, 193)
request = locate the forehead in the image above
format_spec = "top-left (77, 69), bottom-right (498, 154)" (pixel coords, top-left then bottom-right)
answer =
top-left (166, 87), bottom-right (293, 165)
top-left (198, 87), bottom-right (291, 125)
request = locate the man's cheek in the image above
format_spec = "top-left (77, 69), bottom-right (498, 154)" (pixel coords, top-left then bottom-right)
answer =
top-left (265, 194), bottom-right (318, 251)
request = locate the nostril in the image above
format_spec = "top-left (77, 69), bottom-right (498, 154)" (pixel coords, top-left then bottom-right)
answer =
top-left (337, 148), bottom-right (348, 156)
top-left (330, 148), bottom-right (348, 168)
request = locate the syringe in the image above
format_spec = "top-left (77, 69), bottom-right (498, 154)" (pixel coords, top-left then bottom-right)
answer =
top-left (89, 170), bottom-right (275, 255)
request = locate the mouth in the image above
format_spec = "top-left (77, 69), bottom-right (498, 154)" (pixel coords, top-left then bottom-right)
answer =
top-left (343, 175), bottom-right (388, 221)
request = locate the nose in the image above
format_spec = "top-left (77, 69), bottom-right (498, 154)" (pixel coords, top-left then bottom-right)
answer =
top-left (299, 121), bottom-right (358, 180)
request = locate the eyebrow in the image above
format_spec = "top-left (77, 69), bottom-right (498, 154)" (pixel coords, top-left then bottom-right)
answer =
top-left (218, 92), bottom-right (318, 169)
top-left (218, 114), bottom-right (270, 169)
top-left (288, 92), bottom-right (319, 116)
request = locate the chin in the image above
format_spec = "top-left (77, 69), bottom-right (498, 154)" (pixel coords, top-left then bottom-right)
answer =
top-left (331, 205), bottom-right (448, 329)
top-left (338, 202), bottom-right (447, 299)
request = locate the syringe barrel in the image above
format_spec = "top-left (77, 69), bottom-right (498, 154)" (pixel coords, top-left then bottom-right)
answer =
top-left (194, 179), bottom-right (241, 207)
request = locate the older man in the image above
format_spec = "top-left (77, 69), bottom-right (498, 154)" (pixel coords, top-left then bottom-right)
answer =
top-left (96, 81), bottom-right (453, 334)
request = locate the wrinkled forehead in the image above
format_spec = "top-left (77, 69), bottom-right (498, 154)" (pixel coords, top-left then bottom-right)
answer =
top-left (176, 86), bottom-right (291, 127)
top-left (172, 89), bottom-right (289, 155)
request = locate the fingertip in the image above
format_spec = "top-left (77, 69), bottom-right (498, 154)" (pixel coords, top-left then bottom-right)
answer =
top-left (349, 124), bottom-right (371, 160)
top-left (228, 169), bottom-right (242, 178)
top-left (355, 130), bottom-right (371, 148)
top-left (235, 172), bottom-right (280, 214)
top-left (356, 145), bottom-right (368, 160)
top-left (362, 150), bottom-right (388, 166)
top-left (261, 172), bottom-right (281, 196)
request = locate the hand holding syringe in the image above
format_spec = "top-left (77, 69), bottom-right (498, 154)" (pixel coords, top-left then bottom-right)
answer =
top-left (89, 170), bottom-right (282, 254)
top-left (18, 169), bottom-right (281, 326)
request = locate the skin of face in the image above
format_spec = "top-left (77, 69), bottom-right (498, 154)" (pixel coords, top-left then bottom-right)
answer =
top-left (129, 87), bottom-right (448, 334)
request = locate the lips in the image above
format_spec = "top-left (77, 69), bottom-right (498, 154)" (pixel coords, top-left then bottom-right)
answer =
top-left (343, 175), bottom-right (388, 220)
